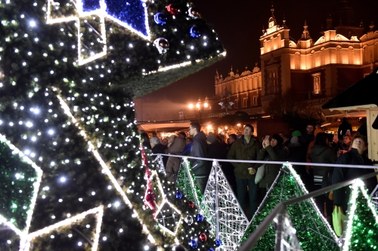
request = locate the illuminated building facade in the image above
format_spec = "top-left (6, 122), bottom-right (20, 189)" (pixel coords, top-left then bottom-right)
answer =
top-left (214, 5), bottom-right (378, 121)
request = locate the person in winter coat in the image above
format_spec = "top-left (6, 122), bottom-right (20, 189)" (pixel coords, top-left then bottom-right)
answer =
top-left (165, 135), bottom-right (186, 183)
top-left (227, 124), bottom-right (260, 218)
top-left (189, 121), bottom-right (209, 194)
top-left (310, 132), bottom-right (337, 220)
top-left (332, 134), bottom-right (377, 213)
top-left (256, 134), bottom-right (288, 202)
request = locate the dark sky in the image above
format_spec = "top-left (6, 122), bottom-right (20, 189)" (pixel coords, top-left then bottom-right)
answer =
top-left (135, 0), bottom-right (378, 121)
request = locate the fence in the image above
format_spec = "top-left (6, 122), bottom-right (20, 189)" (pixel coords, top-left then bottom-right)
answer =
top-left (152, 153), bottom-right (378, 251)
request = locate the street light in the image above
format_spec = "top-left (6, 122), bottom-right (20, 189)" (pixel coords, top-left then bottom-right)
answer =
top-left (187, 97), bottom-right (210, 120)
top-left (218, 94), bottom-right (234, 115)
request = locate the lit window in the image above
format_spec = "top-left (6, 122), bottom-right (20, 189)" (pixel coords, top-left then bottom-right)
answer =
top-left (242, 97), bottom-right (248, 108)
top-left (252, 96), bottom-right (258, 106)
top-left (312, 73), bottom-right (321, 95)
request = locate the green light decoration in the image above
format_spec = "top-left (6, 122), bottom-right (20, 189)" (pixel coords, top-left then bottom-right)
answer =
top-left (240, 163), bottom-right (339, 251)
top-left (342, 179), bottom-right (378, 251)
top-left (176, 159), bottom-right (203, 206)
top-left (0, 135), bottom-right (43, 234)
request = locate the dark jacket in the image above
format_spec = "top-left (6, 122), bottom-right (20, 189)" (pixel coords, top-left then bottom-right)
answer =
top-left (257, 145), bottom-right (288, 188)
top-left (332, 148), bottom-right (376, 211)
top-left (227, 137), bottom-right (260, 179)
top-left (190, 131), bottom-right (209, 176)
top-left (311, 144), bottom-right (337, 178)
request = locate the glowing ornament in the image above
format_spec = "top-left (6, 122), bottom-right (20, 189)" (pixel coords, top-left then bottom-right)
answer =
top-left (215, 238), bottom-right (222, 247)
top-left (189, 25), bottom-right (201, 38)
top-left (196, 214), bottom-right (204, 222)
top-left (153, 12), bottom-right (168, 26)
top-left (175, 190), bottom-right (183, 200)
top-left (184, 215), bottom-right (194, 225)
top-left (199, 233), bottom-right (207, 242)
top-left (188, 239), bottom-right (198, 249)
top-left (187, 201), bottom-right (195, 209)
top-left (153, 38), bottom-right (169, 54)
top-left (188, 7), bottom-right (201, 19)
top-left (165, 4), bottom-right (179, 15)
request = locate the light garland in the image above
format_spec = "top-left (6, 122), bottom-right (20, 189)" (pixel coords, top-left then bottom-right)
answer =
top-left (342, 179), bottom-right (378, 251)
top-left (55, 91), bottom-right (157, 244)
top-left (46, 0), bottom-right (107, 65)
top-left (24, 205), bottom-right (104, 251)
top-left (1, 0), bottom-right (225, 249)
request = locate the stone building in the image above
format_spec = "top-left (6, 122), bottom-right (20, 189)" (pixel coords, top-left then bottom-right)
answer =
top-left (213, 4), bottom-right (378, 129)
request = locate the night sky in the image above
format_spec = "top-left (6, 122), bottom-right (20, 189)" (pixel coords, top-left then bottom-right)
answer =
top-left (135, 0), bottom-right (378, 121)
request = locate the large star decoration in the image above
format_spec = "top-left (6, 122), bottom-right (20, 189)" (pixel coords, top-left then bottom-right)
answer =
top-left (0, 88), bottom-right (157, 250)
top-left (0, 0), bottom-right (224, 248)
top-left (47, 0), bottom-right (150, 65)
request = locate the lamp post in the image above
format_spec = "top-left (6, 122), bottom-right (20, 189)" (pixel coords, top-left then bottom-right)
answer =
top-left (187, 97), bottom-right (210, 121)
top-left (218, 95), bottom-right (234, 115)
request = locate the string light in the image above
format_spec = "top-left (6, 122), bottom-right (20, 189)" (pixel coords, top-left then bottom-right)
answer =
top-left (25, 206), bottom-right (104, 251)
top-left (201, 161), bottom-right (249, 250)
top-left (1, 0), bottom-right (224, 249)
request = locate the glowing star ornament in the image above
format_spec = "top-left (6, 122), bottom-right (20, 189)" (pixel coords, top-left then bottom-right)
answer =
top-left (0, 134), bottom-right (43, 250)
top-left (342, 179), bottom-right (378, 251)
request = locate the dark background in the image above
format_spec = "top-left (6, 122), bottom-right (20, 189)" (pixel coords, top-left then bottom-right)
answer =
top-left (135, 0), bottom-right (378, 121)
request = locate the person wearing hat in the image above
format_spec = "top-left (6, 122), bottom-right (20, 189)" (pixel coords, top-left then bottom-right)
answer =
top-left (256, 134), bottom-right (288, 201)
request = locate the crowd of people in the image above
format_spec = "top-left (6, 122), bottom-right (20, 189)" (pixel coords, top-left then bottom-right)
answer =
top-left (141, 118), bottom-right (377, 231)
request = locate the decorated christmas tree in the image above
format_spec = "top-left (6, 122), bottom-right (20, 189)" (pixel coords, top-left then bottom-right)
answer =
top-left (240, 163), bottom-right (339, 250)
top-left (0, 0), bottom-right (224, 250)
top-left (342, 179), bottom-right (378, 251)
top-left (201, 162), bottom-right (249, 250)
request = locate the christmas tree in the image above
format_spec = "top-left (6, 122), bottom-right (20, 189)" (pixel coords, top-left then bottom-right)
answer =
top-left (201, 162), bottom-right (249, 250)
top-left (0, 0), bottom-right (224, 250)
top-left (240, 163), bottom-right (339, 250)
top-left (342, 179), bottom-right (378, 251)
